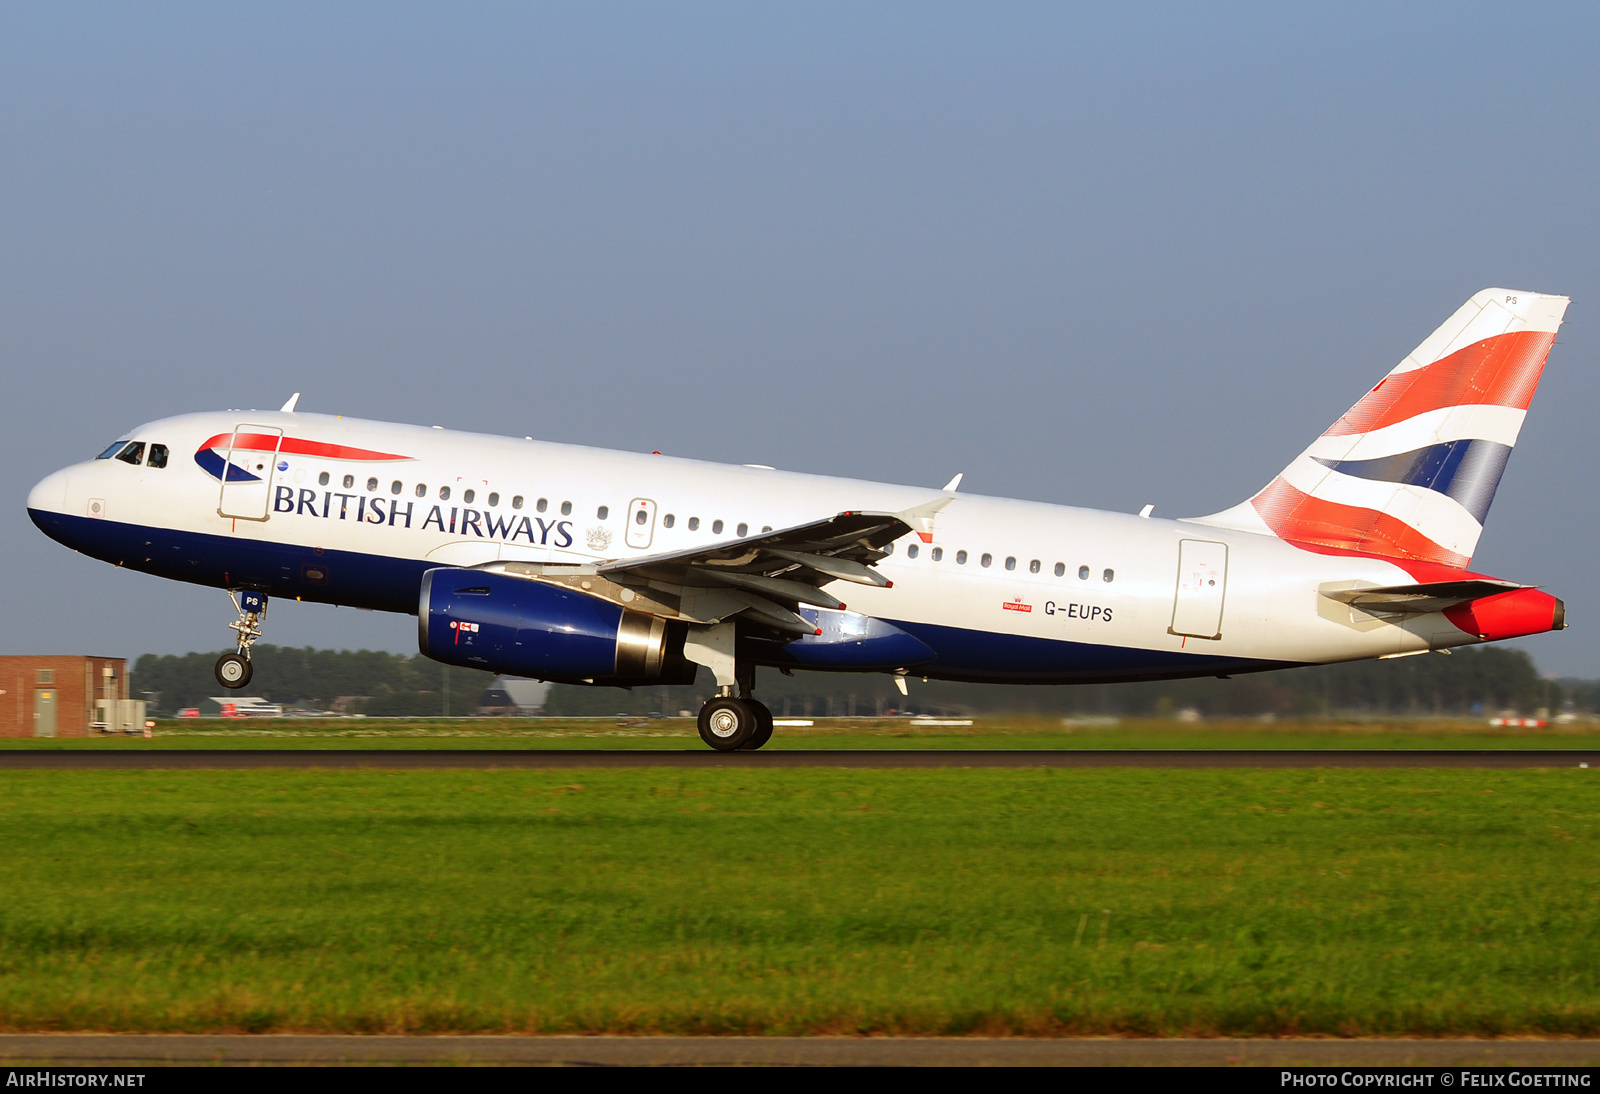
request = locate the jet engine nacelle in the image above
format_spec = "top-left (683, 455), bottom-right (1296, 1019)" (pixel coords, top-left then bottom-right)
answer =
top-left (419, 568), bottom-right (696, 686)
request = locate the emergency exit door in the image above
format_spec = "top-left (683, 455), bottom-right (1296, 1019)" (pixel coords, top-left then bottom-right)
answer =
top-left (1170, 539), bottom-right (1228, 640)
top-left (626, 498), bottom-right (657, 549)
top-left (217, 425), bottom-right (284, 521)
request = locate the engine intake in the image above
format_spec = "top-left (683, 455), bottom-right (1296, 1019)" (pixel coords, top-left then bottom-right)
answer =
top-left (419, 568), bottom-right (695, 685)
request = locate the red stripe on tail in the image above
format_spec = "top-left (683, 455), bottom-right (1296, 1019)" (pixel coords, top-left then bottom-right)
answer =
top-left (1323, 329), bottom-right (1555, 437)
top-left (1250, 477), bottom-right (1468, 567)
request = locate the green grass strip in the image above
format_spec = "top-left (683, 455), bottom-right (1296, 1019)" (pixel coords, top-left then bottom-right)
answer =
top-left (0, 767), bottom-right (1594, 1035)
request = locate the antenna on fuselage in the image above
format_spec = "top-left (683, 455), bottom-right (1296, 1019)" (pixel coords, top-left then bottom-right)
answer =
top-left (942, 473), bottom-right (963, 492)
top-left (279, 393), bottom-right (301, 413)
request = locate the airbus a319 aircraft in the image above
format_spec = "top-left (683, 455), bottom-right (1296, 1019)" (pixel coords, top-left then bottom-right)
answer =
top-left (29, 289), bottom-right (1570, 749)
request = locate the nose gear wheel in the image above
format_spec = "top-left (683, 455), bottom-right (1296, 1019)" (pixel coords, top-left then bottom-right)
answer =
top-left (215, 590), bottom-right (268, 689)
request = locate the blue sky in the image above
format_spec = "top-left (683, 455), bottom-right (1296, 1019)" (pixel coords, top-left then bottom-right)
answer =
top-left (5, 3), bottom-right (1599, 674)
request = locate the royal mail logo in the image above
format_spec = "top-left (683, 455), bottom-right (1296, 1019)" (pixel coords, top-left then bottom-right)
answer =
top-left (1002, 599), bottom-right (1032, 613)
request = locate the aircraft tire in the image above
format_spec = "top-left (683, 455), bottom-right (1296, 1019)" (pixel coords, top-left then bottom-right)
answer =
top-left (741, 701), bottom-right (774, 750)
top-left (698, 697), bottom-right (756, 751)
top-left (215, 653), bottom-right (253, 690)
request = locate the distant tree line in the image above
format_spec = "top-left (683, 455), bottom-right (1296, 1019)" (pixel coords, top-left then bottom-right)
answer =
top-left (131, 646), bottom-right (495, 716)
top-left (544, 644), bottom-right (1562, 719)
top-left (134, 643), bottom-right (1570, 719)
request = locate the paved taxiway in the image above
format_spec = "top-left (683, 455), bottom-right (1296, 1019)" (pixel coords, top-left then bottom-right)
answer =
top-left (0, 748), bottom-right (1594, 769)
top-left (2, 1033), bottom-right (1599, 1066)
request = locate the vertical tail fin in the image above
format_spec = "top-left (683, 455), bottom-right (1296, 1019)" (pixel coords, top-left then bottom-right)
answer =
top-left (1192, 289), bottom-right (1569, 567)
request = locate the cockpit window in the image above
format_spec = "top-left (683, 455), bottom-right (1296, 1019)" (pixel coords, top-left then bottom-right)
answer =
top-left (147, 444), bottom-right (169, 469)
top-left (96, 442), bottom-right (128, 460)
top-left (115, 442), bottom-right (145, 466)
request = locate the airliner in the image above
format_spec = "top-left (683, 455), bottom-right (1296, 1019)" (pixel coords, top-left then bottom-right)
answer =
top-left (28, 289), bottom-right (1570, 749)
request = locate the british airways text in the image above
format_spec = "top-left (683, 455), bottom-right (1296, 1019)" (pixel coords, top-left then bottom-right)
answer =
top-left (273, 487), bottom-right (574, 547)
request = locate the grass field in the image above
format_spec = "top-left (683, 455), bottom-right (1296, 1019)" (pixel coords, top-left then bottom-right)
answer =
top-left (0, 765), bottom-right (1595, 1035)
top-left (5, 716), bottom-right (1600, 750)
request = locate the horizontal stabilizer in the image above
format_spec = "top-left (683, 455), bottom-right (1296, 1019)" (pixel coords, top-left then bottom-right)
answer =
top-left (1320, 578), bottom-right (1523, 615)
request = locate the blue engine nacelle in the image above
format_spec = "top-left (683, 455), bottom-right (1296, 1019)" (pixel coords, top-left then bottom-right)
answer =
top-left (419, 568), bottom-right (696, 686)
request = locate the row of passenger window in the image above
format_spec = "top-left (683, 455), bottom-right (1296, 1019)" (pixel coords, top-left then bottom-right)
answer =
top-left (316, 472), bottom-right (575, 515)
top-left (662, 515), bottom-right (770, 536)
top-left (97, 441), bottom-right (169, 468)
top-left (312, 471), bottom-right (772, 538)
top-left (894, 541), bottom-right (1115, 582)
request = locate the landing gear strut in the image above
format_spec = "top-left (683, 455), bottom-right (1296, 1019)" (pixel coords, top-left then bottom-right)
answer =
top-left (215, 590), bottom-right (267, 690)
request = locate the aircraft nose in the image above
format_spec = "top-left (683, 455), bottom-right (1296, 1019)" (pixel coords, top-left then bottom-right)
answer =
top-left (27, 468), bottom-right (69, 515)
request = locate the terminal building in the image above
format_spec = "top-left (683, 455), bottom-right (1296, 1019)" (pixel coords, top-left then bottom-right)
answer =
top-left (0, 656), bottom-right (142, 737)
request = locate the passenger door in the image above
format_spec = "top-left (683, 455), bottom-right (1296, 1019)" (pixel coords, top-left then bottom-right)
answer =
top-left (626, 498), bottom-right (657, 549)
top-left (1170, 539), bottom-right (1228, 640)
top-left (217, 425), bottom-right (284, 521)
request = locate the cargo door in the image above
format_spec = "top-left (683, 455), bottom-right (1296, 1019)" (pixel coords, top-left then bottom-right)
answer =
top-left (33, 689), bottom-right (56, 738)
top-left (217, 425), bottom-right (284, 521)
top-left (1170, 539), bottom-right (1228, 640)
top-left (626, 498), bottom-right (657, 549)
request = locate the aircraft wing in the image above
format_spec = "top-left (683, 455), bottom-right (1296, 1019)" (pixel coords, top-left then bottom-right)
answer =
top-left (1320, 579), bottom-right (1525, 616)
top-left (589, 511), bottom-right (911, 635)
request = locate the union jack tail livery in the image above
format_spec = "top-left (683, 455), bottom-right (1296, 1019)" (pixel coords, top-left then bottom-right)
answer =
top-left (1197, 288), bottom-right (1569, 568)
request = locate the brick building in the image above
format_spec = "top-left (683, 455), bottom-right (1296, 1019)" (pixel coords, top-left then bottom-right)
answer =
top-left (0, 656), bottom-right (128, 738)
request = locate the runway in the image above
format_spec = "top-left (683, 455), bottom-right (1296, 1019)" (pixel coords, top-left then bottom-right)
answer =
top-left (0, 748), bottom-right (1593, 769)
top-left (1, 1033), bottom-right (1599, 1067)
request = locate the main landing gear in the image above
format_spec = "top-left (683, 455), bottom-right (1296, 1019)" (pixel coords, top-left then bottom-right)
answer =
top-left (215, 590), bottom-right (267, 690)
top-left (686, 622), bottom-right (774, 751)
top-left (697, 695), bottom-right (774, 752)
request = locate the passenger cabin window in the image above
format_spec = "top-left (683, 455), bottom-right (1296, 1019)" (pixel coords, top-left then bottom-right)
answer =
top-left (634, 509), bottom-right (647, 525)
top-left (415, 483), bottom-right (427, 497)
top-left (390, 480), bottom-right (402, 495)
top-left (96, 442), bottom-right (127, 460)
top-left (318, 471), bottom-right (330, 486)
top-left (736, 523), bottom-right (748, 537)
top-left (931, 547), bottom-right (944, 561)
top-left (366, 477), bottom-right (378, 492)
top-left (464, 489), bottom-right (476, 504)
top-left (116, 442), bottom-right (144, 465)
top-left (560, 501), bottom-right (572, 516)
top-left (980, 553), bottom-right (992, 568)
top-left (1054, 562), bottom-right (1066, 577)
top-left (884, 543), bottom-right (894, 555)
top-left (598, 505), bottom-right (609, 520)
top-left (343, 475), bottom-right (354, 489)
top-left (1005, 557), bottom-right (1017, 571)
top-left (1029, 559), bottom-right (1040, 574)
top-left (536, 498), bottom-right (548, 512)
top-left (1079, 565), bottom-right (1090, 580)
top-left (762, 525), bottom-right (772, 533)
top-left (489, 493), bottom-right (500, 507)
top-left (907, 544), bottom-right (919, 559)
top-left (512, 496), bottom-right (524, 509)
top-left (662, 514), bottom-right (675, 528)
top-left (147, 445), bottom-right (169, 469)
top-left (688, 517), bottom-right (700, 531)
top-left (712, 519), bottom-right (724, 534)
top-left (439, 486), bottom-right (451, 501)
top-left (956, 550), bottom-right (968, 564)
top-left (1103, 569), bottom-right (1115, 583)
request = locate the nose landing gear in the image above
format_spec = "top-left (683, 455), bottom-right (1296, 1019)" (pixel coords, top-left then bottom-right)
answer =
top-left (215, 590), bottom-right (267, 690)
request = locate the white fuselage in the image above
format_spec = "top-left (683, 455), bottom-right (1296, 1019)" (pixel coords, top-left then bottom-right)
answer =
top-left (28, 410), bottom-right (1501, 684)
